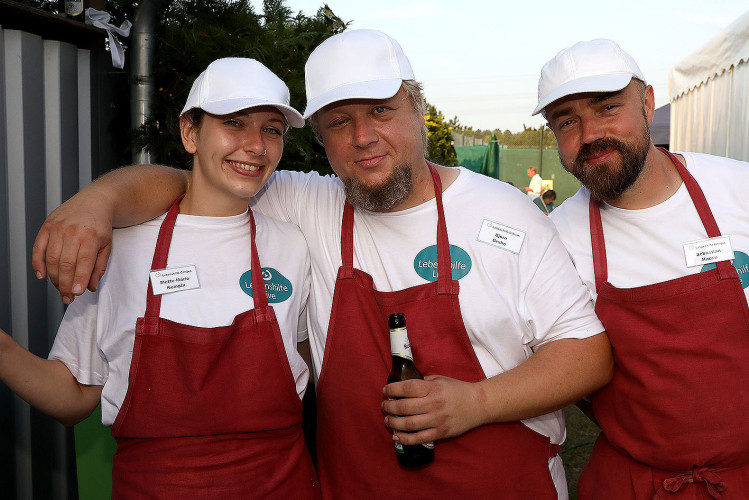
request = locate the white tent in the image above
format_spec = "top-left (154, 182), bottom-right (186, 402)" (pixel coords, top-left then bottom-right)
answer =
top-left (669, 9), bottom-right (749, 161)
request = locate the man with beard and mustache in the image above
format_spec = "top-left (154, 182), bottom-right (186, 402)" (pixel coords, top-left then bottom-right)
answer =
top-left (535, 39), bottom-right (749, 499)
top-left (31, 30), bottom-right (613, 498)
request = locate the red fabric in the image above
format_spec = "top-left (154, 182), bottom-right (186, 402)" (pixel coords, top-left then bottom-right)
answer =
top-left (110, 198), bottom-right (320, 499)
top-left (579, 150), bottom-right (749, 499)
top-left (315, 163), bottom-right (561, 499)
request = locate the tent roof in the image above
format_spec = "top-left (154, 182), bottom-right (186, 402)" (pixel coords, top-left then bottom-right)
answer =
top-left (669, 9), bottom-right (749, 99)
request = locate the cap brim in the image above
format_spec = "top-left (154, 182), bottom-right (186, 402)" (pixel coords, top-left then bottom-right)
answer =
top-left (532, 73), bottom-right (635, 116)
top-left (303, 79), bottom-right (403, 119)
top-left (182, 97), bottom-right (305, 128)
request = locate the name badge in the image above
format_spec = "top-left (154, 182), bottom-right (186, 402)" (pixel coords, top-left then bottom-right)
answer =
top-left (683, 236), bottom-right (734, 268)
top-left (476, 219), bottom-right (526, 254)
top-left (149, 265), bottom-right (200, 295)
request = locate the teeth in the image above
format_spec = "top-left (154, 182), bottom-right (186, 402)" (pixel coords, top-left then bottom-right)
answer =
top-left (228, 161), bottom-right (260, 171)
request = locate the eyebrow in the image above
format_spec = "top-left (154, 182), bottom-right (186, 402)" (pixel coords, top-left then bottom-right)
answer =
top-left (548, 89), bottom-right (627, 123)
top-left (590, 89), bottom-right (624, 104)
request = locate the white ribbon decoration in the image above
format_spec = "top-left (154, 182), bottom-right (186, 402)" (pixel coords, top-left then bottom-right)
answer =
top-left (85, 8), bottom-right (132, 69)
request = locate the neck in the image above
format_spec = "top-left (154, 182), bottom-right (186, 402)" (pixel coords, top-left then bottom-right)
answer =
top-left (179, 185), bottom-right (249, 217)
top-left (607, 146), bottom-right (683, 210)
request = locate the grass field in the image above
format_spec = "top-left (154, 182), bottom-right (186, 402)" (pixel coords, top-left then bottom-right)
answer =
top-left (561, 405), bottom-right (600, 499)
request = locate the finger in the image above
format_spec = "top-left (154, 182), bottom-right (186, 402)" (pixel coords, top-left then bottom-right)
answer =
top-left (382, 396), bottom-right (433, 420)
top-left (73, 236), bottom-right (108, 294)
top-left (384, 413), bottom-right (432, 433)
top-left (31, 225), bottom-right (51, 279)
top-left (43, 226), bottom-right (67, 288)
top-left (392, 428), bottom-right (439, 446)
top-left (87, 244), bottom-right (111, 292)
top-left (55, 236), bottom-right (82, 302)
top-left (383, 378), bottom-right (428, 399)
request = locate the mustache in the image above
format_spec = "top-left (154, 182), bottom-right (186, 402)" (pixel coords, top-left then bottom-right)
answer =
top-left (576, 137), bottom-right (627, 164)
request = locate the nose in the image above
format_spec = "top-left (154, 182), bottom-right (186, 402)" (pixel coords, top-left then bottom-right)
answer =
top-left (242, 128), bottom-right (266, 156)
top-left (580, 118), bottom-right (605, 145)
top-left (352, 118), bottom-right (377, 148)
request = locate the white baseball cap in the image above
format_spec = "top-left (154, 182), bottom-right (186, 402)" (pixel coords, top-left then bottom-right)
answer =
top-left (302, 29), bottom-right (415, 118)
top-left (180, 57), bottom-right (305, 128)
top-left (532, 39), bottom-right (645, 116)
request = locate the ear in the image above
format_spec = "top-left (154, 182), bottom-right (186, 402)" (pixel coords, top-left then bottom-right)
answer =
top-left (180, 115), bottom-right (198, 154)
top-left (644, 85), bottom-right (655, 125)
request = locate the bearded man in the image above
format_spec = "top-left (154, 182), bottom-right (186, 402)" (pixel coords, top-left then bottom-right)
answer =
top-left (537, 39), bottom-right (749, 499)
top-left (33, 30), bottom-right (613, 498)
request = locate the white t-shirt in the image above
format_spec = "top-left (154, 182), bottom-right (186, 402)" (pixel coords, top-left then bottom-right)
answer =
top-left (49, 210), bottom-right (311, 426)
top-left (549, 152), bottom-right (749, 302)
top-left (528, 173), bottom-right (543, 198)
top-left (251, 166), bottom-right (604, 443)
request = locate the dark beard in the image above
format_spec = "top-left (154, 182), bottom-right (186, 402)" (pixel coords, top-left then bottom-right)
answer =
top-left (343, 165), bottom-right (413, 211)
top-left (563, 122), bottom-right (650, 202)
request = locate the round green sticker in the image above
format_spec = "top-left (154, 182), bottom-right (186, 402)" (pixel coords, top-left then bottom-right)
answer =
top-left (240, 267), bottom-right (293, 303)
top-left (414, 245), bottom-right (472, 282)
top-left (701, 250), bottom-right (749, 289)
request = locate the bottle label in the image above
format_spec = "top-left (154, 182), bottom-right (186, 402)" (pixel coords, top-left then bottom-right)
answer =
top-left (389, 326), bottom-right (413, 360)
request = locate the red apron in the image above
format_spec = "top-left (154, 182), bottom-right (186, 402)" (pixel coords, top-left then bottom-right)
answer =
top-left (110, 198), bottom-right (320, 499)
top-left (315, 162), bottom-right (561, 499)
top-left (578, 150), bottom-right (749, 500)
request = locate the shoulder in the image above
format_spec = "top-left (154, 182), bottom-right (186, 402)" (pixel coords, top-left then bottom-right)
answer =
top-left (262, 169), bottom-right (343, 195)
top-left (445, 168), bottom-right (559, 241)
top-left (678, 151), bottom-right (749, 175)
top-left (548, 187), bottom-right (591, 244)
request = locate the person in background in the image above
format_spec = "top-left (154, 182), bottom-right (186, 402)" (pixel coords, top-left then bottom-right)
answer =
top-left (525, 165), bottom-right (543, 198)
top-left (535, 38), bottom-right (749, 499)
top-left (0, 58), bottom-right (319, 498)
top-left (534, 189), bottom-right (557, 214)
top-left (31, 30), bottom-right (613, 499)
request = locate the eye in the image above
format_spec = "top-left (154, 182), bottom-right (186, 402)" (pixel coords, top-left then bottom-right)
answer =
top-left (224, 118), bottom-right (242, 127)
top-left (556, 118), bottom-right (575, 131)
top-left (263, 126), bottom-right (283, 136)
top-left (373, 106), bottom-right (387, 115)
top-left (327, 116), bottom-right (348, 129)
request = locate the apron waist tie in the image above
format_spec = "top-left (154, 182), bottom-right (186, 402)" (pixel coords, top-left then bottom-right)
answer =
top-left (654, 466), bottom-right (727, 500)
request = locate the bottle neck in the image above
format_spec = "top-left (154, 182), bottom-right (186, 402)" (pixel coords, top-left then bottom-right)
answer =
top-left (389, 326), bottom-right (413, 361)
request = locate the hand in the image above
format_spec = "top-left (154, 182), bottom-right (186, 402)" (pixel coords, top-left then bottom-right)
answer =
top-left (381, 375), bottom-right (487, 445)
top-left (32, 197), bottom-right (112, 304)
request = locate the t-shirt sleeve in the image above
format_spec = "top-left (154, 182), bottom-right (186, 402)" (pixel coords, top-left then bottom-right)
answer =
top-left (48, 289), bottom-right (108, 386)
top-left (522, 230), bottom-right (604, 349)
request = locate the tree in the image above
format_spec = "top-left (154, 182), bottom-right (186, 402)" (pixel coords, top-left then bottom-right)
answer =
top-left (424, 102), bottom-right (458, 166)
top-left (133, 0), bottom-right (347, 174)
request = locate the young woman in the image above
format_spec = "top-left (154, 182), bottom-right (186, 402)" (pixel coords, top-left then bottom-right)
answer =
top-left (0, 58), bottom-right (319, 498)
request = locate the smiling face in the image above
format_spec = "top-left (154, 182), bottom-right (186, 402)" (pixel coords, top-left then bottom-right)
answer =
top-left (180, 106), bottom-right (286, 215)
top-left (545, 80), bottom-right (654, 202)
top-left (315, 87), bottom-right (428, 212)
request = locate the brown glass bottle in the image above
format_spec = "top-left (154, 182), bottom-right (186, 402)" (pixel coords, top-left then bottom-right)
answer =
top-left (387, 312), bottom-right (435, 467)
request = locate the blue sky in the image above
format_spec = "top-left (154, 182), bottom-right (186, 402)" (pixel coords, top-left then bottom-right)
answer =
top-left (274, 1), bottom-right (748, 132)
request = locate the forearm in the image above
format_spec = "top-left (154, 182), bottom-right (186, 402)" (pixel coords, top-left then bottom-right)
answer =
top-left (383, 332), bottom-right (613, 443)
top-left (0, 330), bottom-right (102, 426)
top-left (470, 333), bottom-right (613, 425)
top-left (33, 164), bottom-right (191, 303)
top-left (89, 164), bottom-right (190, 227)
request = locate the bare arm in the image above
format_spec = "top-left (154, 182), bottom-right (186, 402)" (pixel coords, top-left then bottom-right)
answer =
top-left (381, 332), bottom-right (612, 445)
top-left (0, 329), bottom-right (102, 426)
top-left (32, 165), bottom-right (190, 304)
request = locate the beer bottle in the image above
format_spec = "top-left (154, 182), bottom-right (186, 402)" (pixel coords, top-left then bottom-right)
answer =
top-left (387, 312), bottom-right (435, 467)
